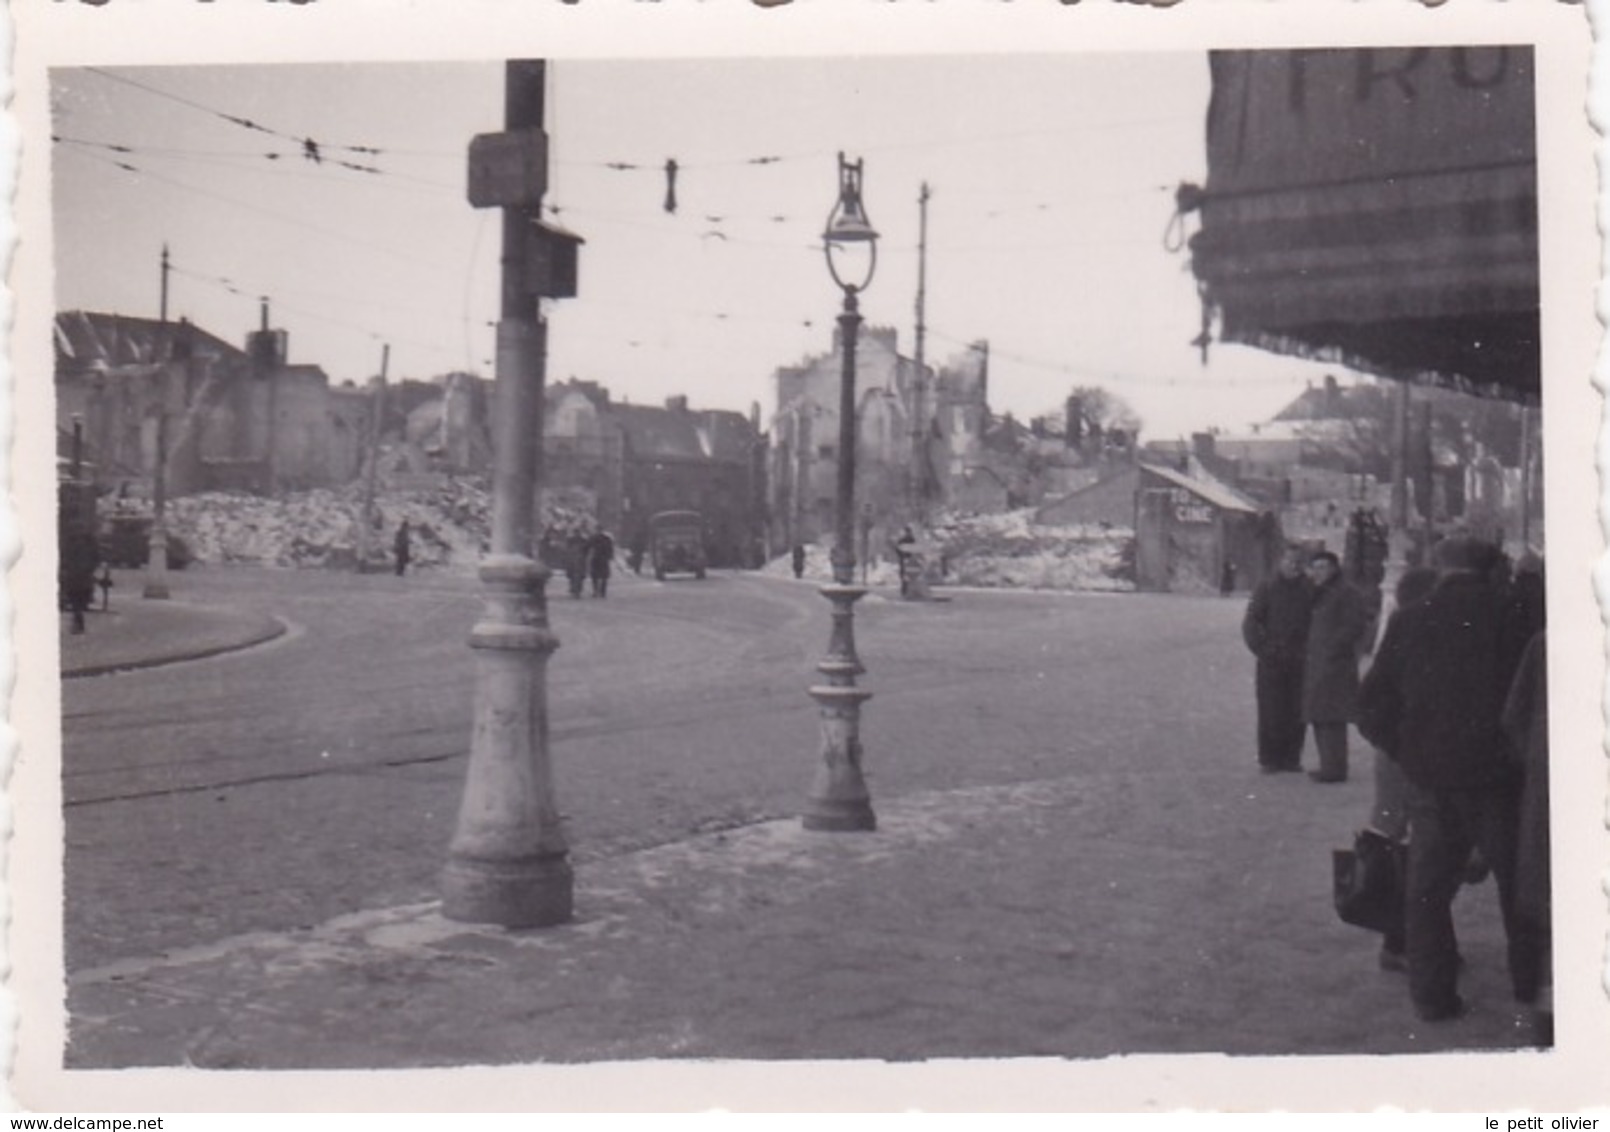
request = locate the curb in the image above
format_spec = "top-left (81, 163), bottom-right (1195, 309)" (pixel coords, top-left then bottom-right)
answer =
top-left (62, 614), bottom-right (290, 679)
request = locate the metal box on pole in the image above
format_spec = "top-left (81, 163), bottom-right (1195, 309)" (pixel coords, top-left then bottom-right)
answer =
top-left (467, 129), bottom-right (549, 209)
top-left (525, 222), bottom-right (584, 299)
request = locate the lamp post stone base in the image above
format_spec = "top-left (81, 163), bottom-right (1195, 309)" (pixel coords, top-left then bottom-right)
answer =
top-left (442, 554), bottom-right (573, 929)
top-left (803, 581), bottom-right (876, 832)
top-left (441, 853), bottom-right (573, 928)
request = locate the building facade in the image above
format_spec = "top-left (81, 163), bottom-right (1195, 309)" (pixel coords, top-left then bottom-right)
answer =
top-left (54, 310), bottom-right (368, 499)
top-left (768, 327), bottom-right (990, 550)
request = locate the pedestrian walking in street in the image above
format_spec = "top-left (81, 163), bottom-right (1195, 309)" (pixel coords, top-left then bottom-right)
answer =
top-left (59, 524), bottom-right (100, 635)
top-left (393, 520), bottom-right (411, 577)
top-left (96, 564), bottom-right (115, 611)
top-left (894, 526), bottom-right (917, 598)
top-left (1360, 564), bottom-right (1438, 972)
top-left (1356, 536), bottom-right (1542, 1024)
top-left (791, 543), bottom-right (806, 580)
top-left (1303, 549), bottom-right (1367, 783)
top-left (1241, 544), bottom-right (1312, 774)
top-left (565, 532), bottom-right (589, 599)
top-left (589, 529), bottom-right (615, 598)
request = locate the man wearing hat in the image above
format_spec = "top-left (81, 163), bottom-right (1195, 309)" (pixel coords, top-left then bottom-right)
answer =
top-left (1302, 549), bottom-right (1368, 783)
top-left (1357, 535), bottom-right (1542, 1023)
top-left (1242, 543), bottom-right (1313, 773)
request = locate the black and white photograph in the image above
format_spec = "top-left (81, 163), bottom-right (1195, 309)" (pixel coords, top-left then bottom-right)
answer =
top-left (8, 0), bottom-right (1606, 1116)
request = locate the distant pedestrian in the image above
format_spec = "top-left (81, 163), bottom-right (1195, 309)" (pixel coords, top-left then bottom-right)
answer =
top-left (393, 521), bottom-right (411, 577)
top-left (1303, 549), bottom-right (1367, 783)
top-left (565, 532), bottom-right (588, 599)
top-left (1219, 559), bottom-right (1238, 596)
top-left (589, 529), bottom-right (615, 598)
top-left (894, 526), bottom-right (917, 598)
top-left (1356, 536), bottom-right (1542, 1023)
top-left (1241, 544), bottom-right (1312, 774)
top-left (59, 525), bottom-right (99, 635)
top-left (791, 543), bottom-right (806, 580)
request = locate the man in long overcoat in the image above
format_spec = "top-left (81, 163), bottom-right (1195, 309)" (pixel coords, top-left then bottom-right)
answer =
top-left (1357, 536), bottom-right (1542, 1023)
top-left (1241, 544), bottom-right (1312, 773)
top-left (588, 529), bottom-right (615, 598)
top-left (1303, 549), bottom-right (1367, 783)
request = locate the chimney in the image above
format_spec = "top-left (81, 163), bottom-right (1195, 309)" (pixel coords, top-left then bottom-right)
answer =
top-left (665, 394), bottom-right (688, 413)
top-left (1065, 396), bottom-right (1084, 449)
top-left (750, 401), bottom-right (761, 431)
top-left (1192, 431), bottom-right (1216, 459)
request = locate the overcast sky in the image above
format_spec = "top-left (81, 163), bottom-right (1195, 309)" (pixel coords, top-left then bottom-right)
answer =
top-left (50, 56), bottom-right (1343, 440)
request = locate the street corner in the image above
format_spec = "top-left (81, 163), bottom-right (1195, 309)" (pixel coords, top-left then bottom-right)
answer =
top-left (60, 595), bottom-right (287, 678)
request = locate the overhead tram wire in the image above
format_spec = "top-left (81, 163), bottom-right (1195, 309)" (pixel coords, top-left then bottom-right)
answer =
top-left (924, 328), bottom-right (1312, 391)
top-left (60, 146), bottom-right (456, 274)
top-left (52, 134), bottom-right (460, 195)
top-left (83, 67), bottom-right (388, 161)
top-left (166, 262), bottom-right (465, 363)
top-left (168, 260), bottom-right (462, 330)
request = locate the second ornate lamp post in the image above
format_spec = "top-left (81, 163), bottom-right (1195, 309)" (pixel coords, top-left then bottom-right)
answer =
top-left (803, 154), bottom-right (879, 832)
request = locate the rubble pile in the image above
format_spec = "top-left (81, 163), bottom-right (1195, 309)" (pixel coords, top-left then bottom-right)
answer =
top-left (931, 509), bottom-right (1135, 592)
top-left (166, 478), bottom-right (615, 571)
top-left (764, 509), bottom-right (1135, 592)
top-left (166, 480), bottom-right (483, 570)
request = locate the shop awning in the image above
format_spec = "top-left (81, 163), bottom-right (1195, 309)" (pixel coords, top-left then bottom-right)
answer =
top-left (1188, 47), bottom-right (1539, 403)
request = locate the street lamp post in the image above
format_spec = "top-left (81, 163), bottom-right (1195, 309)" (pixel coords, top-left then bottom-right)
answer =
top-left (803, 154), bottom-right (879, 833)
top-left (442, 60), bottom-right (580, 927)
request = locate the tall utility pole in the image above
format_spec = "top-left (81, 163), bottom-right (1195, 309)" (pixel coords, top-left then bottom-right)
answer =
top-left (355, 343), bottom-right (390, 571)
top-left (444, 60), bottom-right (581, 927)
top-left (143, 245), bottom-right (174, 599)
top-left (909, 182), bottom-right (931, 526)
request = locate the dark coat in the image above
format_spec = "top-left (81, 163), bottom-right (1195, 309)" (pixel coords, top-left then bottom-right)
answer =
top-left (1242, 573), bottom-right (1312, 666)
top-left (588, 532), bottom-right (615, 580)
top-left (1302, 576), bottom-right (1366, 723)
top-left (1356, 573), bottom-right (1516, 792)
top-left (1503, 630), bottom-right (1549, 927)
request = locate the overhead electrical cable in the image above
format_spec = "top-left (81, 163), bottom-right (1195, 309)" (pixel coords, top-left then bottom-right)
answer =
top-left (926, 328), bottom-right (1312, 390)
top-left (61, 146), bottom-right (454, 272)
top-left (52, 133), bottom-right (458, 193)
top-left (83, 67), bottom-right (388, 161)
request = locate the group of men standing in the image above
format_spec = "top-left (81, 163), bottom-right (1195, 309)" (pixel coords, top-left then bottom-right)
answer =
top-left (1244, 536), bottom-right (1550, 1028)
top-left (1241, 545), bottom-right (1368, 782)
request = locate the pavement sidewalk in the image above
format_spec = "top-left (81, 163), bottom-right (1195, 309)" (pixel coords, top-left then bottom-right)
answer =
top-left (65, 772), bottom-right (1545, 1073)
top-left (59, 575), bottom-right (286, 678)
